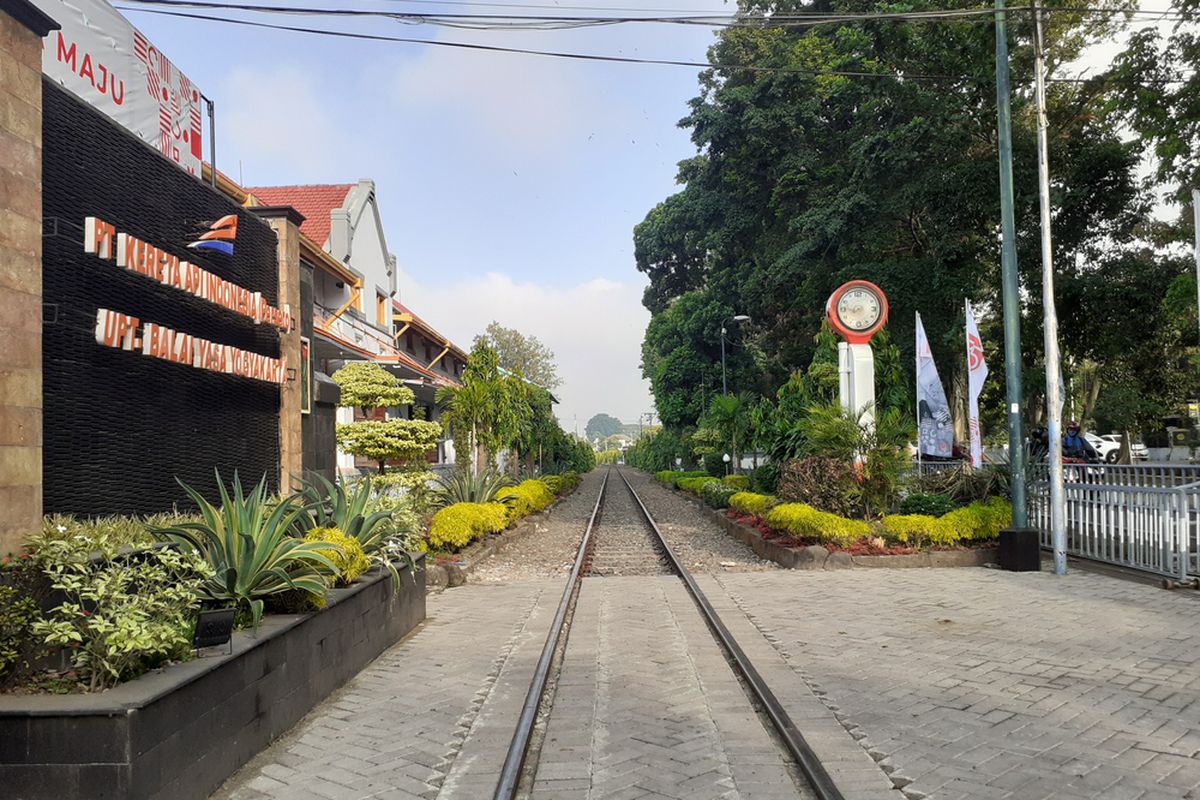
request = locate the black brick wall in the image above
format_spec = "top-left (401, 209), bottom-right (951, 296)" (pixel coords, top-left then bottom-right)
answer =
top-left (41, 80), bottom-right (281, 515)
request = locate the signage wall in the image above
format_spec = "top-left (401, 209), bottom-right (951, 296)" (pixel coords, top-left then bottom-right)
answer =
top-left (42, 81), bottom-right (281, 516)
top-left (31, 0), bottom-right (205, 176)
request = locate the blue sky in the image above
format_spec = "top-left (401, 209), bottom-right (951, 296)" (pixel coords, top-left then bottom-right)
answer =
top-left (122, 0), bottom-right (733, 430)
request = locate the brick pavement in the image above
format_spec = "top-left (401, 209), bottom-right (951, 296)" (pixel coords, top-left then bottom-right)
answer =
top-left (712, 568), bottom-right (1200, 800)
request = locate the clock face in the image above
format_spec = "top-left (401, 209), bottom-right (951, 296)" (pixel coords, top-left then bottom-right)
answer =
top-left (836, 287), bottom-right (883, 331)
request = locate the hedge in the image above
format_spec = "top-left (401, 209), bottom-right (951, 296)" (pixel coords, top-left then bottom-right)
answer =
top-left (765, 503), bottom-right (871, 547)
top-left (677, 476), bottom-right (719, 494)
top-left (728, 492), bottom-right (776, 516)
top-left (701, 482), bottom-right (739, 509)
top-left (722, 475), bottom-right (750, 489)
top-left (428, 502), bottom-right (508, 550)
top-left (497, 480), bottom-right (556, 522)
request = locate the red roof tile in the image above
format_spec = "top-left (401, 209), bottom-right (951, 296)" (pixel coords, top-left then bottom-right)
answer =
top-left (245, 184), bottom-right (354, 247)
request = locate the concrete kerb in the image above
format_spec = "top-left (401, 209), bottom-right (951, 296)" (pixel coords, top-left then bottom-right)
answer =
top-left (427, 480), bottom-right (582, 589)
top-left (660, 481), bottom-right (997, 571)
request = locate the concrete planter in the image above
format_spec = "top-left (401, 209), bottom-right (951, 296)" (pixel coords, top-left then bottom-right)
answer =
top-left (0, 556), bottom-right (426, 800)
top-left (672, 487), bottom-right (998, 570)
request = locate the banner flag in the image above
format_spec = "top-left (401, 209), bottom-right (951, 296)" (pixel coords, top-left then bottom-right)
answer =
top-left (965, 300), bottom-right (989, 467)
top-left (31, 0), bottom-right (205, 177)
top-left (915, 313), bottom-right (954, 458)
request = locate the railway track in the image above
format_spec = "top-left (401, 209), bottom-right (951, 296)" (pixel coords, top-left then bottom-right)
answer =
top-left (492, 466), bottom-right (845, 800)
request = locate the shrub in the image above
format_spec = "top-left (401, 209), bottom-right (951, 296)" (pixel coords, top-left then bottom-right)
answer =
top-left (765, 503), bottom-right (871, 547)
top-left (292, 476), bottom-right (394, 556)
top-left (560, 471), bottom-right (581, 491)
top-left (941, 497), bottom-right (1012, 541)
top-left (304, 528), bottom-right (370, 586)
top-left (427, 502), bottom-right (508, 551)
top-left (433, 469), bottom-right (514, 507)
top-left (655, 470), bottom-right (678, 484)
top-left (749, 463), bottom-right (779, 495)
top-left (880, 514), bottom-right (956, 547)
top-left (914, 467), bottom-right (1011, 504)
top-left (777, 457), bottom-right (859, 517)
top-left (540, 475), bottom-right (562, 494)
top-left (677, 476), bottom-right (719, 494)
top-left (157, 475), bottom-right (338, 628)
top-left (723, 475), bottom-right (750, 489)
top-left (899, 492), bottom-right (958, 517)
top-left (497, 480), bottom-right (556, 522)
top-left (729, 492), bottom-right (776, 516)
top-left (26, 532), bottom-right (212, 691)
top-left (0, 582), bottom-right (39, 684)
top-left (701, 481), bottom-right (739, 509)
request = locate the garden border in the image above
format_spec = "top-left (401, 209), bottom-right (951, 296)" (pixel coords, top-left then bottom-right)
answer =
top-left (665, 484), bottom-right (997, 571)
top-left (0, 556), bottom-right (426, 800)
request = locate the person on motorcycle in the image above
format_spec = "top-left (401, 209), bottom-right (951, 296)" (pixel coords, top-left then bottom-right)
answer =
top-left (1062, 420), bottom-right (1098, 461)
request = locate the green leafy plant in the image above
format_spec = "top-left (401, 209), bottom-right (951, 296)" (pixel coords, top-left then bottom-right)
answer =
top-left (899, 492), bottom-right (958, 517)
top-left (723, 475), bottom-right (749, 489)
top-left (304, 528), bottom-right (370, 586)
top-left (701, 481), bottom-right (739, 509)
top-left (765, 503), bottom-right (871, 548)
top-left (26, 532), bottom-right (211, 691)
top-left (335, 419), bottom-right (443, 474)
top-left (778, 457), bottom-right (859, 517)
top-left (332, 361), bottom-right (415, 411)
top-left (433, 469), bottom-right (514, 507)
top-left (157, 475), bottom-right (338, 628)
top-left (677, 476), bottom-right (719, 494)
top-left (0, 583), bottom-right (40, 684)
top-left (729, 492), bottom-right (776, 516)
top-left (427, 502), bottom-right (508, 550)
top-left (292, 476), bottom-right (393, 555)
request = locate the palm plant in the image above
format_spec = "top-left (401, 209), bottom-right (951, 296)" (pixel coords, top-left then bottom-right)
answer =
top-left (431, 469), bottom-right (514, 508)
top-left (157, 474), bottom-right (338, 627)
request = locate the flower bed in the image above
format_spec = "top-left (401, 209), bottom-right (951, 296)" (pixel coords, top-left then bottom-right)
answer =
top-left (0, 559), bottom-right (424, 800)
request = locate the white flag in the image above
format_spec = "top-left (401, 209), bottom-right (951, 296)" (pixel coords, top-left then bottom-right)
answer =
top-left (916, 313), bottom-right (954, 458)
top-left (965, 301), bottom-right (989, 467)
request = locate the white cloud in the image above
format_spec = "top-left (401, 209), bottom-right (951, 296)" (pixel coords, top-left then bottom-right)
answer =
top-left (396, 268), bottom-right (653, 430)
top-left (220, 63), bottom-right (339, 178)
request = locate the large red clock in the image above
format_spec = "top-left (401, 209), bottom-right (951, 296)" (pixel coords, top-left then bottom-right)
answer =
top-left (826, 280), bottom-right (889, 345)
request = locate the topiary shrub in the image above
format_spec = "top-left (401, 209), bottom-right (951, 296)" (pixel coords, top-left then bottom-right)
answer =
top-left (427, 502), bottom-right (508, 551)
top-left (729, 492), bottom-right (776, 516)
top-left (701, 481), bottom-right (739, 509)
top-left (497, 480), bottom-right (556, 522)
top-left (777, 457), bottom-right (859, 517)
top-left (723, 475), bottom-right (750, 489)
top-left (305, 527), bottom-right (371, 586)
top-left (765, 503), bottom-right (871, 547)
top-left (677, 476), bottom-right (719, 494)
top-left (899, 492), bottom-right (958, 517)
top-left (880, 514), bottom-right (956, 548)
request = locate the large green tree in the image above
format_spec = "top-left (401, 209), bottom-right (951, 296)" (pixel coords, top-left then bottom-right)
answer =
top-left (473, 322), bottom-right (561, 390)
top-left (585, 413), bottom-right (623, 440)
top-left (636, 0), bottom-right (1192, 437)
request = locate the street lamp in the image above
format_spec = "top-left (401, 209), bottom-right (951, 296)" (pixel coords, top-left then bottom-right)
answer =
top-left (721, 314), bottom-right (751, 395)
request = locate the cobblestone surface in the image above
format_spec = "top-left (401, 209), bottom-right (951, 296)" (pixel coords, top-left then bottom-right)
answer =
top-left (620, 468), bottom-right (779, 574)
top-left (713, 568), bottom-right (1200, 800)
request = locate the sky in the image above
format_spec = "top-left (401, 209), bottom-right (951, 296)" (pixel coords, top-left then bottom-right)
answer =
top-left (119, 0), bottom-right (734, 432)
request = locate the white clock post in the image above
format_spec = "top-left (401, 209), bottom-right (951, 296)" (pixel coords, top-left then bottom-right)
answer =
top-left (826, 281), bottom-right (889, 432)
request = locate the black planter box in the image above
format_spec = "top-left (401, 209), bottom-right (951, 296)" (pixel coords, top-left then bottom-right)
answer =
top-left (0, 556), bottom-right (425, 800)
top-left (998, 528), bottom-right (1041, 571)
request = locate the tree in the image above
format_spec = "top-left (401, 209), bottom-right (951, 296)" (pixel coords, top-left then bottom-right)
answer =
top-left (331, 362), bottom-right (413, 412)
top-left (474, 322), bottom-right (561, 390)
top-left (437, 343), bottom-right (531, 476)
top-left (585, 413), bottom-right (623, 440)
top-left (335, 419), bottom-right (442, 474)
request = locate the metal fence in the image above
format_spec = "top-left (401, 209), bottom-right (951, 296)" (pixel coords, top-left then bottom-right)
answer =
top-left (1027, 470), bottom-right (1200, 580)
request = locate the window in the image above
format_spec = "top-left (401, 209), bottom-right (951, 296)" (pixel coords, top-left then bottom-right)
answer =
top-left (405, 332), bottom-right (415, 353)
top-left (376, 293), bottom-right (388, 326)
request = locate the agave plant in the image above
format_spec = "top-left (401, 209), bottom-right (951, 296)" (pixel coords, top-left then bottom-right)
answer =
top-left (157, 473), bottom-right (339, 627)
top-left (432, 469), bottom-right (515, 508)
top-left (291, 475), bottom-right (393, 554)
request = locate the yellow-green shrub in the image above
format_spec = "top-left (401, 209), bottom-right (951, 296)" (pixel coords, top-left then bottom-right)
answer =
top-left (729, 492), bottom-right (776, 516)
top-left (305, 527), bottom-right (370, 585)
top-left (677, 476), bottom-right (718, 494)
top-left (880, 515), bottom-right (956, 547)
top-left (765, 503), bottom-right (871, 547)
top-left (428, 502), bottom-right (507, 550)
top-left (497, 480), bottom-right (556, 522)
top-left (941, 497), bottom-right (1012, 541)
top-left (723, 475), bottom-right (749, 489)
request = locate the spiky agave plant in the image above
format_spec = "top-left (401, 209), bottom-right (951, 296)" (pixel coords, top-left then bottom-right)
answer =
top-left (158, 473), bottom-right (338, 627)
top-left (431, 469), bottom-right (515, 508)
top-left (291, 475), bottom-right (393, 554)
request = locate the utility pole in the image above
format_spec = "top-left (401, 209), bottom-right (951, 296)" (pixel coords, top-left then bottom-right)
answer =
top-left (1034, 0), bottom-right (1067, 575)
top-left (994, 0), bottom-right (1027, 527)
top-left (1192, 189), bottom-right (1200, 349)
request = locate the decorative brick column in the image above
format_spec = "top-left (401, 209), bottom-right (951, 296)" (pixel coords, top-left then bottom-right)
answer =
top-left (252, 206), bottom-right (305, 493)
top-left (0, 0), bottom-right (57, 556)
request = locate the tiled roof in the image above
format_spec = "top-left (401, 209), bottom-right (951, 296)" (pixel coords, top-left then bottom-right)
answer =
top-left (244, 184), bottom-right (354, 247)
top-left (394, 300), bottom-right (468, 359)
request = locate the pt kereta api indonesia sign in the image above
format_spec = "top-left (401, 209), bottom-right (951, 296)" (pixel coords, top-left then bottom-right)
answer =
top-left (31, 0), bottom-right (205, 176)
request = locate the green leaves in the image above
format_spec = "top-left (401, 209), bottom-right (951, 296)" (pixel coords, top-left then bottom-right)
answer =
top-left (331, 362), bottom-right (415, 412)
top-left (335, 419), bottom-right (443, 473)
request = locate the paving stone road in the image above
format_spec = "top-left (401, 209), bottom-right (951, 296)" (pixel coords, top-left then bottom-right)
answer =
top-left (711, 569), bottom-right (1200, 800)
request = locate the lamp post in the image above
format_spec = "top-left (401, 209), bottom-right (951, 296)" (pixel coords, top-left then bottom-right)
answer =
top-left (721, 315), bottom-right (751, 395)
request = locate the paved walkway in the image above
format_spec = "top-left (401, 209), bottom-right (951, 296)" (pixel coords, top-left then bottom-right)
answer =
top-left (711, 568), bottom-right (1200, 800)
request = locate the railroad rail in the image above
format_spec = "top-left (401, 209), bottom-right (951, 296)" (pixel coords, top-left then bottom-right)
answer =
top-left (492, 466), bottom-right (846, 800)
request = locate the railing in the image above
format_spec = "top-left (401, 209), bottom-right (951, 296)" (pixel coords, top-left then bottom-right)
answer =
top-left (315, 302), bottom-right (396, 357)
top-left (1026, 462), bottom-right (1200, 487)
top-left (1027, 477), bottom-right (1199, 580)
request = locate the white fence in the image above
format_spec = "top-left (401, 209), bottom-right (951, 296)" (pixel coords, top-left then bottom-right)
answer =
top-left (1027, 467), bottom-right (1200, 580)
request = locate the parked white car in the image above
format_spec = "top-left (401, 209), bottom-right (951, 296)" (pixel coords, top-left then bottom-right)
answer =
top-left (1085, 433), bottom-right (1149, 463)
